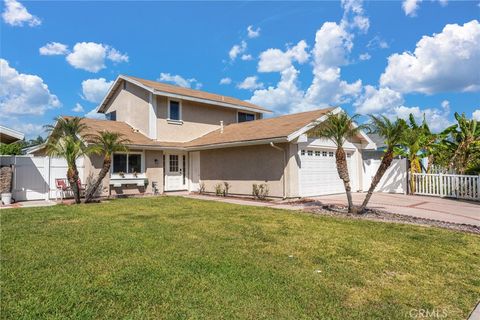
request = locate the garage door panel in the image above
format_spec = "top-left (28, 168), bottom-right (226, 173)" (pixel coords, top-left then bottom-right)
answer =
top-left (299, 148), bottom-right (354, 197)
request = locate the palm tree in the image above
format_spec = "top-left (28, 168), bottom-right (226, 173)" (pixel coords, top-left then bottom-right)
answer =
top-left (45, 117), bottom-right (92, 204)
top-left (359, 115), bottom-right (407, 213)
top-left (309, 112), bottom-right (366, 213)
top-left (446, 112), bottom-right (480, 174)
top-left (84, 131), bottom-right (130, 203)
top-left (45, 136), bottom-right (91, 204)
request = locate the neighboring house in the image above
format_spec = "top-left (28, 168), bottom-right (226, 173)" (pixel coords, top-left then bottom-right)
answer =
top-left (32, 75), bottom-right (377, 198)
top-left (0, 126), bottom-right (24, 144)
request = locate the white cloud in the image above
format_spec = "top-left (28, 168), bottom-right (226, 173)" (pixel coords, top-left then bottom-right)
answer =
top-left (65, 42), bottom-right (128, 72)
top-left (85, 107), bottom-right (105, 120)
top-left (258, 40), bottom-right (309, 73)
top-left (81, 78), bottom-right (113, 104)
top-left (359, 52), bottom-right (371, 60)
top-left (237, 76), bottom-right (264, 90)
top-left (241, 54), bottom-right (253, 61)
top-left (354, 86), bottom-right (404, 114)
top-left (229, 41), bottom-right (247, 61)
top-left (391, 103), bottom-right (451, 132)
top-left (367, 35), bottom-right (389, 49)
top-left (0, 58), bottom-right (60, 115)
top-left (39, 42), bottom-right (69, 56)
top-left (107, 48), bottom-right (129, 63)
top-left (249, 67), bottom-right (305, 114)
top-left (380, 20), bottom-right (480, 94)
top-left (247, 25), bottom-right (261, 38)
top-left (341, 0), bottom-right (370, 33)
top-left (158, 73), bottom-right (202, 89)
top-left (72, 103), bottom-right (84, 113)
top-left (402, 0), bottom-right (422, 17)
top-left (219, 77), bottom-right (232, 85)
top-left (2, 0), bottom-right (41, 27)
top-left (473, 109), bottom-right (480, 121)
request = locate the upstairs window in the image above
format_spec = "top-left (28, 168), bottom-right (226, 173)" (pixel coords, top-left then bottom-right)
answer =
top-left (168, 100), bottom-right (181, 121)
top-left (238, 112), bottom-right (255, 123)
top-left (106, 111), bottom-right (116, 121)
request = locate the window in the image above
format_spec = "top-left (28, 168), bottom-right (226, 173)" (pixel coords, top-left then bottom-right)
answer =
top-left (307, 150), bottom-right (313, 156)
top-left (238, 112), bottom-right (255, 123)
top-left (112, 153), bottom-right (143, 174)
top-left (322, 151), bottom-right (327, 157)
top-left (315, 151), bottom-right (321, 156)
top-left (106, 111), bottom-right (116, 121)
top-left (169, 100), bottom-right (181, 121)
top-left (329, 151), bottom-right (334, 157)
top-left (301, 150), bottom-right (305, 156)
top-left (347, 153), bottom-right (352, 158)
top-left (169, 155), bottom-right (179, 172)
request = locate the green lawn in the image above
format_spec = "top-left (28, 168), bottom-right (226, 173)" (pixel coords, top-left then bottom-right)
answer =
top-left (1, 197), bottom-right (479, 319)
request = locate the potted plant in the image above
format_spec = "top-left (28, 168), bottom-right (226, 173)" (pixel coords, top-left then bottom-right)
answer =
top-left (0, 166), bottom-right (13, 205)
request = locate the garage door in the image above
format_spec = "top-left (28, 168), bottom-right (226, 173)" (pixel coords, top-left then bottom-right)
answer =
top-left (299, 148), bottom-right (355, 197)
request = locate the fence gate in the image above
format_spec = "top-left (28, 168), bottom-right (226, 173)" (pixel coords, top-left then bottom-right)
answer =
top-left (410, 173), bottom-right (480, 201)
top-left (0, 156), bottom-right (85, 201)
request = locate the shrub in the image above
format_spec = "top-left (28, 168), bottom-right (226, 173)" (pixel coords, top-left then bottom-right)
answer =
top-left (223, 182), bottom-right (230, 197)
top-left (214, 183), bottom-right (224, 196)
top-left (0, 143), bottom-right (22, 155)
top-left (252, 183), bottom-right (269, 200)
top-left (198, 182), bottom-right (206, 194)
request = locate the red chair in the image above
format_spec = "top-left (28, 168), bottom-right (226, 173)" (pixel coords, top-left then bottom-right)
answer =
top-left (55, 179), bottom-right (71, 201)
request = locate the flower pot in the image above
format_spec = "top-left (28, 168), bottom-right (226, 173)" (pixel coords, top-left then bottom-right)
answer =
top-left (1, 193), bottom-right (12, 205)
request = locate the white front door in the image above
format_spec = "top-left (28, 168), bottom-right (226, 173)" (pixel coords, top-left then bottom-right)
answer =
top-left (165, 153), bottom-right (187, 191)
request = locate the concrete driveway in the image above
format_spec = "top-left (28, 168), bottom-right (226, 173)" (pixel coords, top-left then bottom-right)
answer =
top-left (310, 193), bottom-right (480, 226)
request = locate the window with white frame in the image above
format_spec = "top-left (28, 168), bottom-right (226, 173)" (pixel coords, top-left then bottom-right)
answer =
top-left (301, 150), bottom-right (305, 156)
top-left (329, 151), bottom-right (334, 157)
top-left (112, 153), bottom-right (143, 174)
top-left (315, 151), bottom-right (321, 156)
top-left (307, 150), bottom-right (313, 156)
top-left (322, 151), bottom-right (327, 157)
top-left (168, 100), bottom-right (181, 121)
top-left (169, 155), bottom-right (179, 172)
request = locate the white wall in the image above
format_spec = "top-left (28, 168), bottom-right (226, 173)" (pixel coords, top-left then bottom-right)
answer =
top-left (362, 158), bottom-right (407, 194)
top-left (0, 156), bottom-right (85, 201)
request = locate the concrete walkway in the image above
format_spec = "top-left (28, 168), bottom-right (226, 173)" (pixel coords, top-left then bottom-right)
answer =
top-left (308, 193), bottom-right (480, 227)
top-left (182, 193), bottom-right (480, 227)
top-left (0, 200), bottom-right (57, 210)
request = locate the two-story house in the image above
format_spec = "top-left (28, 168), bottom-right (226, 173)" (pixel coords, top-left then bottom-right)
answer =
top-left (37, 75), bottom-right (376, 198)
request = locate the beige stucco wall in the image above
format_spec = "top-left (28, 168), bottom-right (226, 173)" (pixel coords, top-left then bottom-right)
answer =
top-left (104, 83), bottom-right (150, 136)
top-left (285, 143), bottom-right (300, 198)
top-left (199, 144), bottom-right (287, 198)
top-left (156, 96), bottom-right (262, 142)
top-left (83, 149), bottom-right (164, 197)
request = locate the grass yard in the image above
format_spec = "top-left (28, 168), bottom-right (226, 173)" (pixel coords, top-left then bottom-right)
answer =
top-left (1, 197), bottom-right (479, 319)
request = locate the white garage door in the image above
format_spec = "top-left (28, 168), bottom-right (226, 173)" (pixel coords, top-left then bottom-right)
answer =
top-left (299, 148), bottom-right (355, 197)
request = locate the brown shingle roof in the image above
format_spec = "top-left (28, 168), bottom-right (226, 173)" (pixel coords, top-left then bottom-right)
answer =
top-left (62, 108), bottom-right (334, 150)
top-left (63, 117), bottom-right (184, 148)
top-left (124, 75), bottom-right (271, 113)
top-left (185, 108), bottom-right (335, 148)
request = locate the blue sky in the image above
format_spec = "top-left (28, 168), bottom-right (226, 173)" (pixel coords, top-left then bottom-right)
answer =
top-left (1, 0), bottom-right (479, 138)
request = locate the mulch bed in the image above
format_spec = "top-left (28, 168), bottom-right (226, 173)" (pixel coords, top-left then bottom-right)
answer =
top-left (290, 201), bottom-right (480, 234)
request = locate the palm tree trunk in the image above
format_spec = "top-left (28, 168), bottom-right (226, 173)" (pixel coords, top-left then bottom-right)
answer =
top-left (67, 163), bottom-right (81, 204)
top-left (359, 150), bottom-right (394, 213)
top-left (335, 147), bottom-right (355, 213)
top-left (84, 157), bottom-right (111, 203)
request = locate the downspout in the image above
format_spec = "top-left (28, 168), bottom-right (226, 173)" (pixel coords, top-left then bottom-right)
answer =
top-left (270, 142), bottom-right (287, 199)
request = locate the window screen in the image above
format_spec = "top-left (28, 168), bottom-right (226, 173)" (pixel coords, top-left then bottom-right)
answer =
top-left (238, 112), bottom-right (255, 123)
top-left (113, 154), bottom-right (127, 173)
top-left (169, 101), bottom-right (180, 120)
top-left (128, 154), bottom-right (141, 173)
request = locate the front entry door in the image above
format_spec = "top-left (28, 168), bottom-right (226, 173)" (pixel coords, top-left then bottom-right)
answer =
top-left (165, 153), bottom-right (187, 191)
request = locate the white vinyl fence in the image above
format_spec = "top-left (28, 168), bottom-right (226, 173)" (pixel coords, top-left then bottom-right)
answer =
top-left (0, 156), bottom-right (85, 201)
top-left (411, 173), bottom-right (480, 201)
top-left (363, 158), bottom-right (407, 194)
